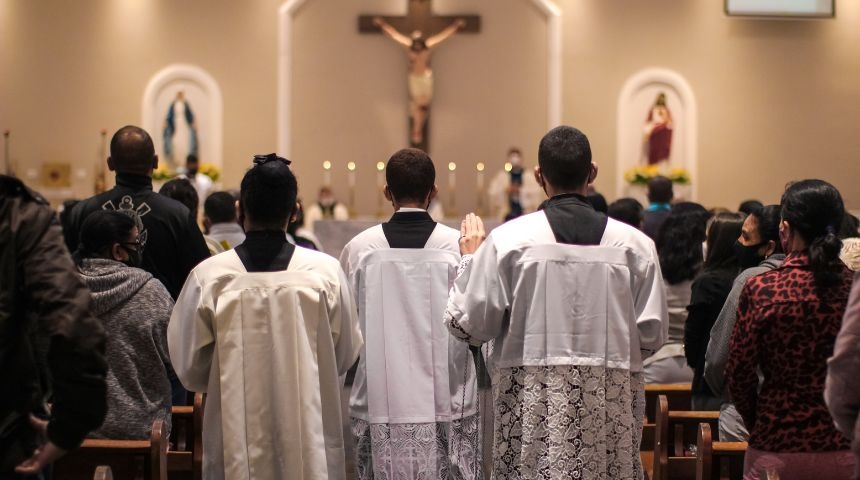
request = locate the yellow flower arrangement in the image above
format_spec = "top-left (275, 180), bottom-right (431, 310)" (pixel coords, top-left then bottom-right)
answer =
top-left (624, 164), bottom-right (690, 185)
top-left (198, 163), bottom-right (220, 182)
top-left (152, 164), bottom-right (176, 181)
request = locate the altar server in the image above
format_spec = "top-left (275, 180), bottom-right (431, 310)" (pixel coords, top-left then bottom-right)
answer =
top-left (445, 126), bottom-right (668, 479)
top-left (340, 148), bottom-right (480, 479)
top-left (168, 154), bottom-right (362, 480)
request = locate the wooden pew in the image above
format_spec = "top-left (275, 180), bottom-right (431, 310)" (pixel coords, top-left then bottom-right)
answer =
top-left (54, 418), bottom-right (168, 480)
top-left (645, 383), bottom-right (692, 422)
top-left (168, 392), bottom-right (205, 480)
top-left (696, 423), bottom-right (746, 480)
top-left (652, 395), bottom-right (720, 480)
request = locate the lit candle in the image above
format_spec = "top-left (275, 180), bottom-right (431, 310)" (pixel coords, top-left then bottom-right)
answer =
top-left (376, 161), bottom-right (385, 188)
top-left (323, 160), bottom-right (332, 185)
top-left (347, 161), bottom-right (356, 188)
top-left (448, 162), bottom-right (457, 190)
top-left (476, 162), bottom-right (485, 190)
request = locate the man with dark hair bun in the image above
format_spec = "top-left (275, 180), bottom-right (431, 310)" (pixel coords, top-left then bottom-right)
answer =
top-left (61, 125), bottom-right (210, 300)
top-left (168, 153), bottom-right (362, 480)
top-left (340, 148), bottom-right (480, 478)
top-left (446, 126), bottom-right (667, 479)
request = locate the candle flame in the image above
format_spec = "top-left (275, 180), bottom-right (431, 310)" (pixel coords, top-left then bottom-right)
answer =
top-left (347, 162), bottom-right (356, 171)
top-left (448, 162), bottom-right (456, 171)
top-left (504, 162), bottom-right (513, 172)
top-left (376, 161), bottom-right (385, 171)
top-left (323, 161), bottom-right (332, 170)
top-left (476, 162), bottom-right (485, 172)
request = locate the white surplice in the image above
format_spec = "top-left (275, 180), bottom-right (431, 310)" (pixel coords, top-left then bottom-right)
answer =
top-left (340, 222), bottom-right (480, 479)
top-left (445, 211), bottom-right (667, 480)
top-left (168, 247), bottom-right (362, 480)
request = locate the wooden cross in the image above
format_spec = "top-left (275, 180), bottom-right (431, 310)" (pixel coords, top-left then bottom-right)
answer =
top-left (359, 0), bottom-right (481, 151)
top-left (358, 0), bottom-right (481, 38)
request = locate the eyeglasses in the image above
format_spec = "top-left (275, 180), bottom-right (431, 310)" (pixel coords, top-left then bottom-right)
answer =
top-left (253, 153), bottom-right (292, 167)
top-left (121, 240), bottom-right (142, 252)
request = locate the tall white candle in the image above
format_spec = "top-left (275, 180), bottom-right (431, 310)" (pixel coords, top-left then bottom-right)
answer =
top-left (347, 161), bottom-right (356, 188)
top-left (476, 162), bottom-right (485, 190)
top-left (448, 162), bottom-right (457, 190)
top-left (323, 160), bottom-right (332, 185)
top-left (376, 161), bottom-right (385, 188)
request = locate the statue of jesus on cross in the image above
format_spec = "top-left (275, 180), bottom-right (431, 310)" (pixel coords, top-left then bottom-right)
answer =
top-left (373, 16), bottom-right (466, 147)
top-left (359, 0), bottom-right (480, 151)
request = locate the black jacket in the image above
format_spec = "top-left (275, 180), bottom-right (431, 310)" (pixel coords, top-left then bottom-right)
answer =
top-left (62, 173), bottom-right (210, 299)
top-left (0, 175), bottom-right (107, 470)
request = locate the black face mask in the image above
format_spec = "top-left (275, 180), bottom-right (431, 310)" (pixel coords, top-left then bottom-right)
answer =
top-left (121, 245), bottom-right (143, 268)
top-left (733, 240), bottom-right (765, 270)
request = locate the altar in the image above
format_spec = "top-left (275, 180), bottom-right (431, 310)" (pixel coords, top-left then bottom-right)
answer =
top-left (313, 218), bottom-right (503, 258)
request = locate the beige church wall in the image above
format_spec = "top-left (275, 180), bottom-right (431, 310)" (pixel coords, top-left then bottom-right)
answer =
top-left (561, 0), bottom-right (860, 210)
top-left (3, 0), bottom-right (859, 214)
top-left (290, 0), bottom-right (549, 216)
top-left (0, 0), bottom-right (282, 202)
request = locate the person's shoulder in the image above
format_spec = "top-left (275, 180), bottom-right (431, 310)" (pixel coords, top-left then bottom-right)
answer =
top-left (293, 246), bottom-right (343, 276)
top-left (342, 224), bottom-right (385, 254)
top-left (190, 249), bottom-right (243, 280)
top-left (603, 218), bottom-right (656, 253)
top-left (427, 222), bottom-right (460, 251)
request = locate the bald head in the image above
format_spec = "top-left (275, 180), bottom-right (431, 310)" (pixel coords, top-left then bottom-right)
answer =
top-left (108, 125), bottom-right (156, 176)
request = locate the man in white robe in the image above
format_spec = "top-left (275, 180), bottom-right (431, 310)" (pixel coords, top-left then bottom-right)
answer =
top-left (340, 148), bottom-right (480, 479)
top-left (446, 126), bottom-right (668, 480)
top-left (168, 154), bottom-right (362, 480)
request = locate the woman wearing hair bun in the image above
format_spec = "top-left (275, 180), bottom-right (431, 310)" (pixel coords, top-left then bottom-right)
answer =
top-left (726, 179), bottom-right (855, 479)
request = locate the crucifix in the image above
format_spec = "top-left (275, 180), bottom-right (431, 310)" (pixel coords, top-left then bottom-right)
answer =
top-left (359, 0), bottom-right (481, 152)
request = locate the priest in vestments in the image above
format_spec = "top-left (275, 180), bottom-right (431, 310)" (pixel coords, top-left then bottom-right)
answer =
top-left (339, 149), bottom-right (480, 479)
top-left (168, 154), bottom-right (363, 480)
top-left (445, 126), bottom-right (668, 479)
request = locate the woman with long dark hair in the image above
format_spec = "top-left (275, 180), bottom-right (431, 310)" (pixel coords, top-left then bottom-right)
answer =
top-left (643, 204), bottom-right (709, 383)
top-left (684, 212), bottom-right (744, 410)
top-left (74, 210), bottom-right (174, 439)
top-left (726, 180), bottom-right (854, 479)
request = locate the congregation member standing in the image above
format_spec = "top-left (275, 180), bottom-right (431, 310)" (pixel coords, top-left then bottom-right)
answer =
top-left (445, 126), bottom-right (667, 479)
top-left (644, 206), bottom-right (709, 384)
top-left (643, 175), bottom-right (673, 240)
top-left (684, 212), bottom-right (743, 410)
top-left (340, 148), bottom-right (480, 479)
top-left (168, 154), bottom-right (362, 480)
top-left (62, 125), bottom-right (210, 299)
top-left (203, 191), bottom-right (245, 250)
top-left (73, 210), bottom-right (173, 440)
top-left (727, 179), bottom-right (855, 479)
top-left (704, 205), bottom-right (784, 441)
top-left (826, 270), bottom-right (860, 478)
top-left (1, 175), bottom-right (107, 476)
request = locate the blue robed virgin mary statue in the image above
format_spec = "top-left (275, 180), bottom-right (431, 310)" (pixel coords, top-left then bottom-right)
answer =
top-left (163, 91), bottom-right (198, 170)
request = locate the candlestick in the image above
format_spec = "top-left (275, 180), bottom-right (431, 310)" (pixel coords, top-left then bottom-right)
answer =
top-left (447, 162), bottom-right (457, 217)
top-left (95, 129), bottom-right (108, 193)
top-left (323, 160), bottom-right (332, 186)
top-left (3, 129), bottom-right (12, 176)
top-left (476, 162), bottom-right (485, 216)
top-left (376, 161), bottom-right (385, 218)
top-left (347, 161), bottom-right (357, 215)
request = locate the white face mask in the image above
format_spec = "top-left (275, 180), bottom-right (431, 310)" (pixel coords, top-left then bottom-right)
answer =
top-left (320, 197), bottom-right (335, 208)
top-left (509, 154), bottom-right (522, 168)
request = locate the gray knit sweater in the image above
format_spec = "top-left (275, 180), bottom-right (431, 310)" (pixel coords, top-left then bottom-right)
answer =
top-left (77, 258), bottom-right (174, 440)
